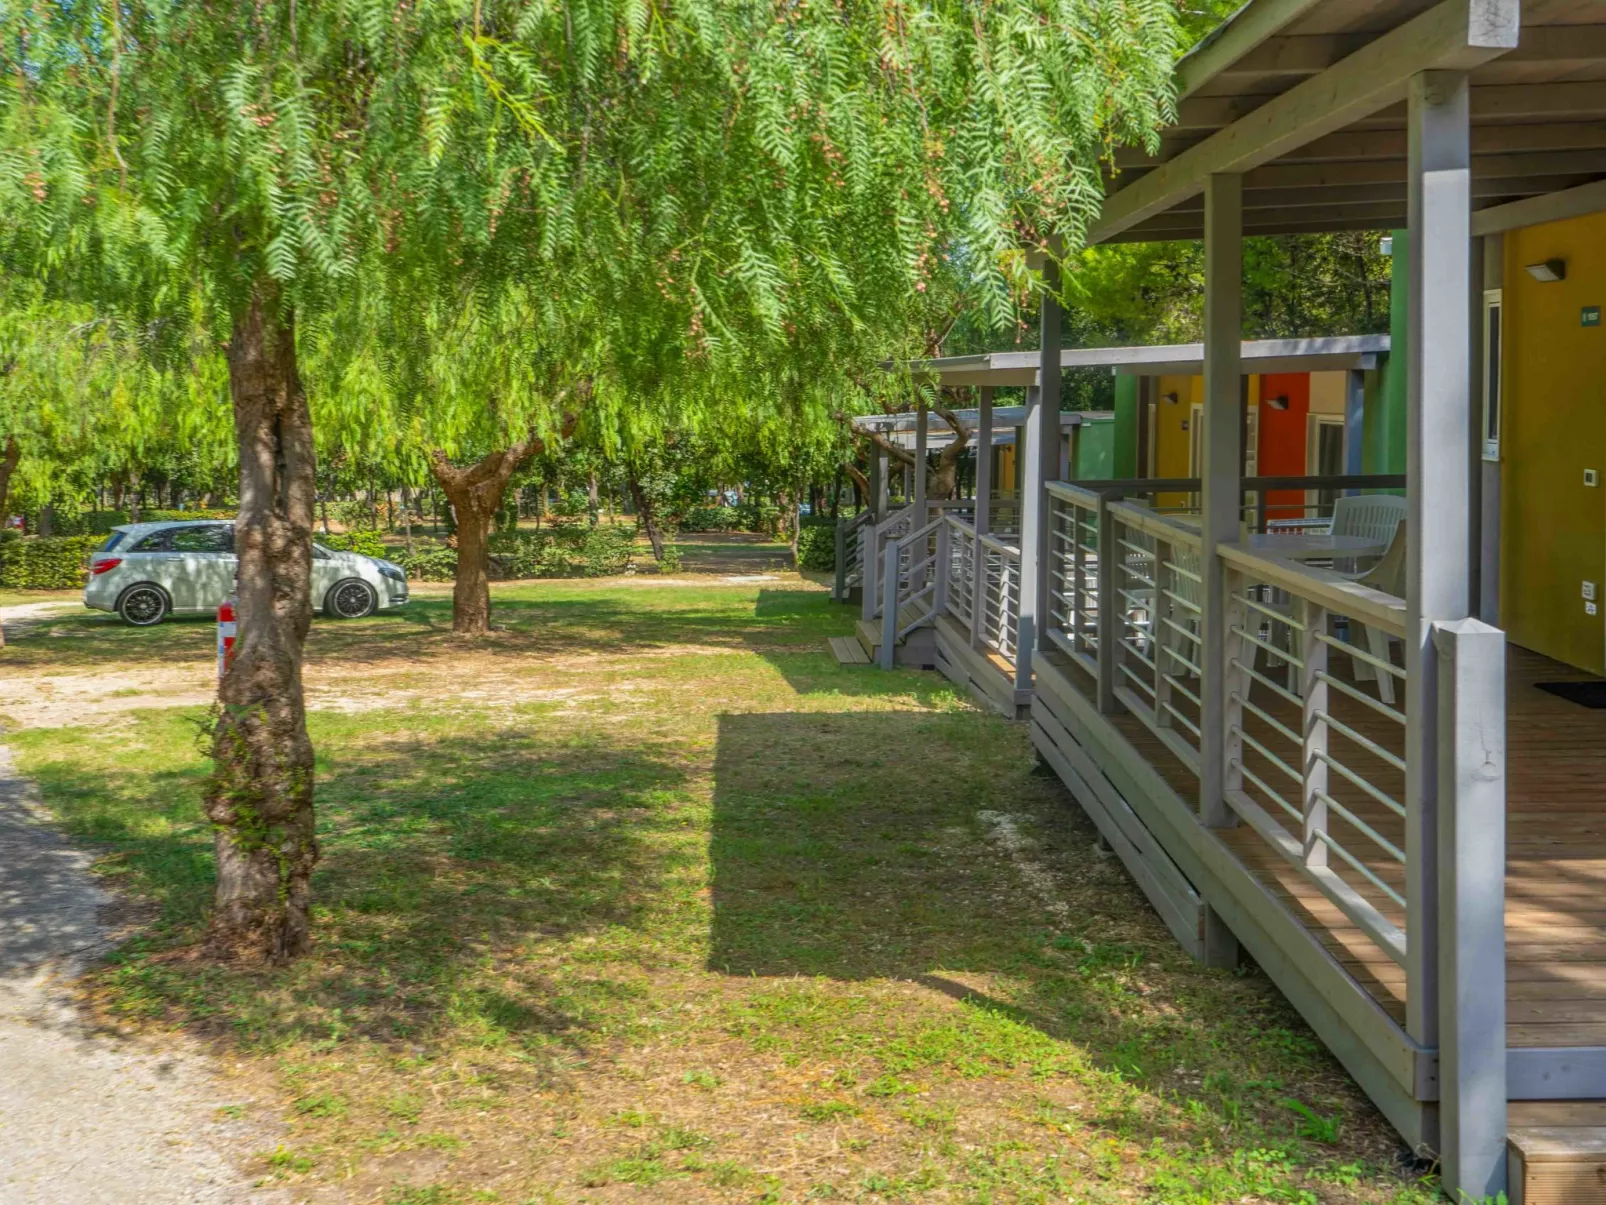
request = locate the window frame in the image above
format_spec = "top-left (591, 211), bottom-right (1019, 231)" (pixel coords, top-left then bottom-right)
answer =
top-left (1482, 288), bottom-right (1503, 462)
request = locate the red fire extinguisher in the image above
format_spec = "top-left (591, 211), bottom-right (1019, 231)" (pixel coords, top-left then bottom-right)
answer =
top-left (217, 594), bottom-right (238, 680)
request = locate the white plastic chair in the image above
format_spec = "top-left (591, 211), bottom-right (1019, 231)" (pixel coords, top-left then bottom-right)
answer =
top-left (1327, 494), bottom-right (1406, 572)
top-left (1340, 521), bottom-right (1407, 705)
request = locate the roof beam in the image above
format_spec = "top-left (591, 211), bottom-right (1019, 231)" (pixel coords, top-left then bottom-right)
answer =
top-left (1470, 177), bottom-right (1606, 235)
top-left (1159, 175), bottom-right (1593, 211)
top-left (1211, 24), bottom-right (1606, 83)
top-left (1091, 0), bottom-right (1520, 244)
top-left (1115, 121), bottom-right (1606, 169)
top-left (1176, 0), bottom-right (1329, 99)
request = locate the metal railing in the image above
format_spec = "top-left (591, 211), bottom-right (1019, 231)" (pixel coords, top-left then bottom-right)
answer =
top-left (1219, 545), bottom-right (1410, 968)
top-left (832, 510), bottom-right (875, 602)
top-left (943, 514), bottom-right (977, 633)
top-left (979, 532), bottom-right (1022, 663)
top-left (877, 514), bottom-right (943, 668)
top-left (1039, 473), bottom-right (1413, 971)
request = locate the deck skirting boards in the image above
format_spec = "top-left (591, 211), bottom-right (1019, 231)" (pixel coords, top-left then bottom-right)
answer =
top-left (933, 613), bottom-right (1029, 718)
top-left (1031, 654), bottom-right (1438, 1154)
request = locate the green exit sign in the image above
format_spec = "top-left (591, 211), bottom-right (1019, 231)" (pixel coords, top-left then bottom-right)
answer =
top-left (1585, 306), bottom-right (1601, 327)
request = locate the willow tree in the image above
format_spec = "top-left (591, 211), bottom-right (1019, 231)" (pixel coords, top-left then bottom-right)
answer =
top-left (3, 0), bottom-right (1183, 958)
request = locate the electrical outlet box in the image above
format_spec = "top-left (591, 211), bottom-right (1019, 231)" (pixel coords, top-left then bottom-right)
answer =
top-left (1589, 601), bottom-right (1599, 617)
top-left (1586, 582), bottom-right (1598, 601)
top-left (1588, 469), bottom-right (1601, 487)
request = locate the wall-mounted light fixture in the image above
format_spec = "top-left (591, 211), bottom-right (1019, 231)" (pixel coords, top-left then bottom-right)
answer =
top-left (1379, 235), bottom-right (1393, 257)
top-left (1264, 395), bottom-right (1290, 411)
top-left (1525, 258), bottom-right (1567, 283)
top-left (1163, 391), bottom-right (1180, 405)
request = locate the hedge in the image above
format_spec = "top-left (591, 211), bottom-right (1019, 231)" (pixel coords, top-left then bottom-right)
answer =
top-left (0, 534), bottom-right (104, 589)
top-left (392, 525), bottom-right (637, 582)
top-left (321, 530), bottom-right (387, 558)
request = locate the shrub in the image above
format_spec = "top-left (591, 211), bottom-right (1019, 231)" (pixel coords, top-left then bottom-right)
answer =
top-left (321, 530), bottom-right (387, 558)
top-left (796, 521), bottom-right (837, 572)
top-left (488, 524), bottom-right (634, 579)
top-left (733, 499), bottom-right (782, 534)
top-left (0, 534), bottom-right (104, 589)
top-left (143, 508), bottom-right (235, 523)
top-left (675, 504), bottom-right (740, 532)
top-left (394, 545), bottom-right (458, 582)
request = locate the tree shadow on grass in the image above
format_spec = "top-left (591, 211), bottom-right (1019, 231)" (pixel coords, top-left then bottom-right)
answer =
top-left (23, 719), bottom-right (694, 1057)
top-left (706, 709), bottom-right (1342, 1113)
top-left (0, 587), bottom-right (845, 674)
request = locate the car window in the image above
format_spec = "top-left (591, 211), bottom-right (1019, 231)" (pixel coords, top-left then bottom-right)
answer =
top-left (129, 531), bottom-right (169, 552)
top-left (98, 532), bottom-right (126, 553)
top-left (171, 525), bottom-right (233, 553)
top-left (312, 544), bottom-right (331, 561)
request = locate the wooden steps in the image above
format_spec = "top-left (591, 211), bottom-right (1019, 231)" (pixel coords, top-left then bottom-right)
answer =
top-left (828, 635), bottom-right (870, 665)
top-left (1510, 1123), bottom-right (1606, 1204)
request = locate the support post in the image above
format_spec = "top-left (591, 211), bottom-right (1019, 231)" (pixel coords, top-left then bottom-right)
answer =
top-left (972, 389), bottom-right (993, 649)
top-left (914, 399), bottom-right (928, 518)
top-left (934, 516), bottom-right (950, 618)
top-left (1014, 259), bottom-right (1062, 692)
top-left (875, 447), bottom-right (890, 519)
top-left (1345, 370), bottom-right (1367, 479)
top-left (1479, 233), bottom-right (1504, 626)
top-left (1404, 67), bottom-right (1471, 1051)
top-left (1432, 617), bottom-right (1507, 1202)
top-left (1199, 172), bottom-right (1243, 830)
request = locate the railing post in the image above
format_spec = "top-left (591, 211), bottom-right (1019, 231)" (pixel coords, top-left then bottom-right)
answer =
top-left (913, 400), bottom-right (928, 519)
top-left (1095, 494), bottom-right (1118, 714)
top-left (1432, 617), bottom-right (1506, 1202)
top-left (1300, 598), bottom-right (1331, 866)
top-left (879, 537), bottom-right (901, 670)
top-left (934, 518), bottom-right (950, 617)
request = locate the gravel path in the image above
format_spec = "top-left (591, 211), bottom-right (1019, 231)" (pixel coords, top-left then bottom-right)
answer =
top-left (0, 747), bottom-right (289, 1205)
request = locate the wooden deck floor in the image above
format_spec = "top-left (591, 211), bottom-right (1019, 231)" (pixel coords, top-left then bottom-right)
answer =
top-left (1071, 644), bottom-right (1606, 1049)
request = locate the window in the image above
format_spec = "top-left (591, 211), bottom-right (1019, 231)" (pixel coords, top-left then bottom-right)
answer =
top-left (1483, 289), bottom-right (1503, 461)
top-left (130, 531), bottom-right (169, 552)
top-left (170, 524), bottom-right (233, 553)
top-left (98, 531), bottom-right (126, 554)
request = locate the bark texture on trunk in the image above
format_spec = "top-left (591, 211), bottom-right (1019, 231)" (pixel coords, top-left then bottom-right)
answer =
top-left (205, 290), bottom-right (319, 963)
top-left (627, 473), bottom-right (665, 561)
top-left (429, 436), bottom-right (546, 635)
top-left (0, 436), bottom-right (19, 529)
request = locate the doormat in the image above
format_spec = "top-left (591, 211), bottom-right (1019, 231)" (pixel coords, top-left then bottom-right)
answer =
top-left (1536, 680), bottom-right (1606, 709)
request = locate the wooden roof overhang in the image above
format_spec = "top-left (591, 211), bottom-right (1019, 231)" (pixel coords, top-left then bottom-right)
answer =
top-left (1093, 0), bottom-right (1606, 245)
top-left (851, 407), bottom-right (1098, 451)
top-left (887, 335), bottom-right (1389, 390)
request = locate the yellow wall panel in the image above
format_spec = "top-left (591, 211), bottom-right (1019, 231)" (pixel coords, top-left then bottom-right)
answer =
top-left (1501, 211), bottom-right (1606, 674)
top-left (1309, 371), bottom-right (1346, 415)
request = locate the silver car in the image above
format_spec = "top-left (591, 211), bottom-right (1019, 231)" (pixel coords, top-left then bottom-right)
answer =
top-left (84, 521), bottom-right (409, 626)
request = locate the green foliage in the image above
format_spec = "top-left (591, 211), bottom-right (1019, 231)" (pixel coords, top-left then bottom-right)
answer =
top-left (320, 531), bottom-right (387, 559)
top-left (676, 506), bottom-right (742, 533)
top-left (488, 526), bottom-right (634, 579)
top-left (393, 546), bottom-right (459, 583)
top-left (0, 534), bottom-right (102, 589)
top-left (796, 522), bottom-right (837, 573)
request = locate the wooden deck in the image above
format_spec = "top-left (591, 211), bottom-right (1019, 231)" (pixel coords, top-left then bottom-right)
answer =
top-left (1090, 645), bottom-right (1606, 1049)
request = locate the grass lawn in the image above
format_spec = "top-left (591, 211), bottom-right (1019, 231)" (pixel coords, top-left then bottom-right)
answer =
top-left (0, 571), bottom-right (1440, 1204)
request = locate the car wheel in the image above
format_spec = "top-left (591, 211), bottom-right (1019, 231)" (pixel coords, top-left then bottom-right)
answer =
top-left (326, 578), bottom-right (378, 619)
top-left (118, 584), bottom-right (170, 627)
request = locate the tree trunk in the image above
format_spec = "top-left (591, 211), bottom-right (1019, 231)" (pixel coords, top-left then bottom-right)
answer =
top-left (429, 436), bottom-right (548, 635)
top-left (628, 473), bottom-right (665, 561)
top-left (0, 436), bottom-right (19, 531)
top-left (205, 289), bottom-right (319, 963)
top-left (401, 484), bottom-right (415, 554)
top-left (587, 472), bottom-right (600, 528)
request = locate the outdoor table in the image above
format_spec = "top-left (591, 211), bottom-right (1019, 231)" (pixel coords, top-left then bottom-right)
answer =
top-left (1244, 532), bottom-right (1389, 561)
